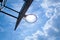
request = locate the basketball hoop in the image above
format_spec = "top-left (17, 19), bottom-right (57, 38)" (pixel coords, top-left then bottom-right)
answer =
top-left (24, 14), bottom-right (37, 23)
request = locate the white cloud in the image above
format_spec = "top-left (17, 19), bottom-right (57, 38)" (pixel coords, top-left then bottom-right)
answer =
top-left (24, 30), bottom-right (49, 40)
top-left (42, 9), bottom-right (59, 37)
top-left (40, 1), bottom-right (48, 9)
top-left (24, 30), bottom-right (40, 40)
top-left (24, 29), bottom-right (57, 40)
top-left (45, 8), bottom-right (54, 18)
top-left (52, 27), bottom-right (59, 32)
top-left (55, 5), bottom-right (60, 15)
top-left (40, 0), bottom-right (60, 9)
top-left (40, 0), bottom-right (60, 36)
top-left (41, 0), bottom-right (60, 19)
top-left (24, 36), bottom-right (37, 40)
top-left (42, 16), bottom-right (59, 34)
top-left (32, 30), bottom-right (44, 36)
top-left (42, 3), bottom-right (60, 36)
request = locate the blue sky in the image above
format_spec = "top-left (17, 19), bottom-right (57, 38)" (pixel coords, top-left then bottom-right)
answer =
top-left (0, 0), bottom-right (60, 40)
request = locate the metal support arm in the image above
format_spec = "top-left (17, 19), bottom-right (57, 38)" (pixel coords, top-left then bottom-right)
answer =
top-left (4, 6), bottom-right (19, 13)
top-left (0, 11), bottom-right (17, 18)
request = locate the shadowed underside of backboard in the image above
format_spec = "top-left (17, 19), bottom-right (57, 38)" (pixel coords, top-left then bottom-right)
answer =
top-left (0, 0), bottom-right (3, 2)
top-left (14, 0), bottom-right (33, 30)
